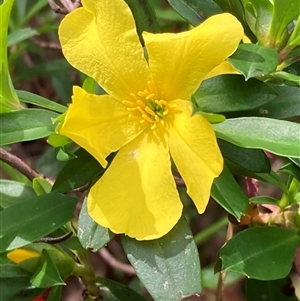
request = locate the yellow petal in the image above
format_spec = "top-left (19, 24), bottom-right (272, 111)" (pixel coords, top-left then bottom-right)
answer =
top-left (7, 249), bottom-right (40, 264)
top-left (58, 0), bottom-right (150, 101)
top-left (204, 61), bottom-right (240, 80)
top-left (169, 99), bottom-right (223, 213)
top-left (143, 13), bottom-right (244, 101)
top-left (87, 131), bottom-right (183, 240)
top-left (60, 86), bottom-right (146, 167)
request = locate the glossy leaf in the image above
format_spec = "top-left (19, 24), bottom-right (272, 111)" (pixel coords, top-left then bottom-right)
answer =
top-left (52, 148), bottom-right (104, 193)
top-left (47, 286), bottom-right (62, 301)
top-left (122, 217), bottom-right (201, 301)
top-left (246, 277), bottom-right (298, 301)
top-left (32, 178), bottom-right (52, 196)
top-left (270, 0), bottom-right (300, 47)
top-left (7, 27), bottom-right (38, 47)
top-left (0, 0), bottom-right (22, 112)
top-left (211, 166), bottom-right (249, 220)
top-left (0, 180), bottom-right (36, 210)
top-left (228, 44), bottom-right (278, 79)
top-left (0, 193), bottom-right (78, 251)
top-left (272, 71), bottom-right (300, 86)
top-left (214, 117), bottom-right (300, 158)
top-left (218, 139), bottom-right (271, 173)
top-left (30, 250), bottom-right (65, 288)
top-left (193, 75), bottom-right (277, 113)
top-left (167, 0), bottom-right (222, 26)
top-left (217, 227), bottom-right (300, 280)
top-left (97, 277), bottom-right (148, 301)
top-left (78, 198), bottom-right (114, 251)
top-left (0, 109), bottom-right (58, 145)
top-left (248, 86), bottom-right (300, 119)
top-left (17, 90), bottom-right (67, 113)
top-left (250, 196), bottom-right (279, 205)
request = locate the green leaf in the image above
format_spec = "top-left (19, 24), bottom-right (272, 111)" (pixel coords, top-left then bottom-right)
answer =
top-left (0, 109), bottom-right (59, 145)
top-left (241, 0), bottom-right (273, 45)
top-left (218, 139), bottom-right (271, 173)
top-left (0, 179), bottom-right (36, 210)
top-left (167, 0), bottom-right (222, 26)
top-left (228, 44), bottom-right (278, 79)
top-left (30, 250), bottom-right (65, 288)
top-left (193, 75), bottom-right (277, 113)
top-left (248, 86), bottom-right (300, 119)
top-left (46, 286), bottom-right (62, 301)
top-left (246, 277), bottom-right (298, 301)
top-left (250, 196), bottom-right (279, 205)
top-left (0, 193), bottom-right (78, 251)
top-left (96, 277), bottom-right (148, 301)
top-left (0, 0), bottom-right (22, 112)
top-left (7, 27), bottom-right (38, 47)
top-left (122, 217), bottom-right (201, 301)
top-left (278, 162), bottom-right (300, 183)
top-left (213, 117), bottom-right (300, 158)
top-left (16, 90), bottom-right (67, 113)
top-left (270, 0), bottom-right (300, 47)
top-left (124, 0), bottom-right (160, 44)
top-left (78, 198), bottom-right (114, 251)
top-left (217, 227), bottom-right (300, 280)
top-left (32, 178), bottom-right (52, 196)
top-left (272, 71), bottom-right (300, 86)
top-left (52, 148), bottom-right (104, 193)
top-left (211, 165), bottom-right (249, 220)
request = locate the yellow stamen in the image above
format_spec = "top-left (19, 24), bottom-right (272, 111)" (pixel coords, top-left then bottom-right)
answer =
top-left (137, 99), bottom-right (146, 108)
top-left (142, 114), bottom-right (155, 123)
top-left (130, 93), bottom-right (139, 101)
top-left (145, 106), bottom-right (155, 116)
top-left (146, 93), bottom-right (155, 100)
top-left (150, 123), bottom-right (157, 130)
top-left (122, 100), bottom-right (135, 107)
top-left (137, 106), bottom-right (146, 115)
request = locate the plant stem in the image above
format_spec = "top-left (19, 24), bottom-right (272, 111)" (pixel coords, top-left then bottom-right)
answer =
top-left (194, 217), bottom-right (228, 245)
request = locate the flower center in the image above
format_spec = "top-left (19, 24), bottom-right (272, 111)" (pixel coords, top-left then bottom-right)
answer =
top-left (122, 81), bottom-right (169, 130)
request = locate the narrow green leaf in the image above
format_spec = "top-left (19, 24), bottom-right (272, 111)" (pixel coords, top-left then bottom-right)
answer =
top-left (0, 0), bottom-right (22, 112)
top-left (278, 162), bottom-right (300, 183)
top-left (32, 178), bottom-right (52, 196)
top-left (167, 0), bottom-right (222, 26)
top-left (52, 148), bottom-right (105, 193)
top-left (16, 90), bottom-right (67, 113)
top-left (96, 277), bottom-right (148, 301)
top-left (122, 217), bottom-right (201, 301)
top-left (217, 227), bottom-right (300, 280)
top-left (0, 179), bottom-right (36, 209)
top-left (218, 139), bottom-right (271, 173)
top-left (213, 117), bottom-right (300, 158)
top-left (272, 71), bottom-right (300, 86)
top-left (46, 286), bottom-right (62, 301)
top-left (193, 75), bottom-right (277, 113)
top-left (7, 28), bottom-right (38, 47)
top-left (270, 0), bottom-right (300, 47)
top-left (124, 0), bottom-right (160, 44)
top-left (78, 198), bottom-right (114, 251)
top-left (228, 44), bottom-right (278, 79)
top-left (0, 193), bottom-right (78, 251)
top-left (30, 250), bottom-right (65, 288)
top-left (250, 196), bottom-right (279, 205)
top-left (246, 278), bottom-right (298, 301)
top-left (0, 109), bottom-right (58, 145)
top-left (248, 86), bottom-right (300, 119)
top-left (211, 165), bottom-right (249, 220)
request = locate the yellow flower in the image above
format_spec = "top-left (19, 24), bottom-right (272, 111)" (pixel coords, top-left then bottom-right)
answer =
top-left (58, 0), bottom-right (243, 240)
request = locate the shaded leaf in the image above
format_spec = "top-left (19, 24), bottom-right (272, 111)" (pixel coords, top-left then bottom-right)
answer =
top-left (211, 165), bottom-right (249, 220)
top-left (193, 75), bottom-right (277, 113)
top-left (97, 277), bottom-right (148, 301)
top-left (0, 193), bottom-right (78, 251)
top-left (217, 227), bottom-right (300, 280)
top-left (7, 28), bottom-right (38, 47)
top-left (218, 139), bottom-right (271, 173)
top-left (228, 44), bottom-right (278, 79)
top-left (0, 109), bottom-right (58, 145)
top-left (78, 198), bottom-right (114, 252)
top-left (122, 217), bottom-right (201, 301)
